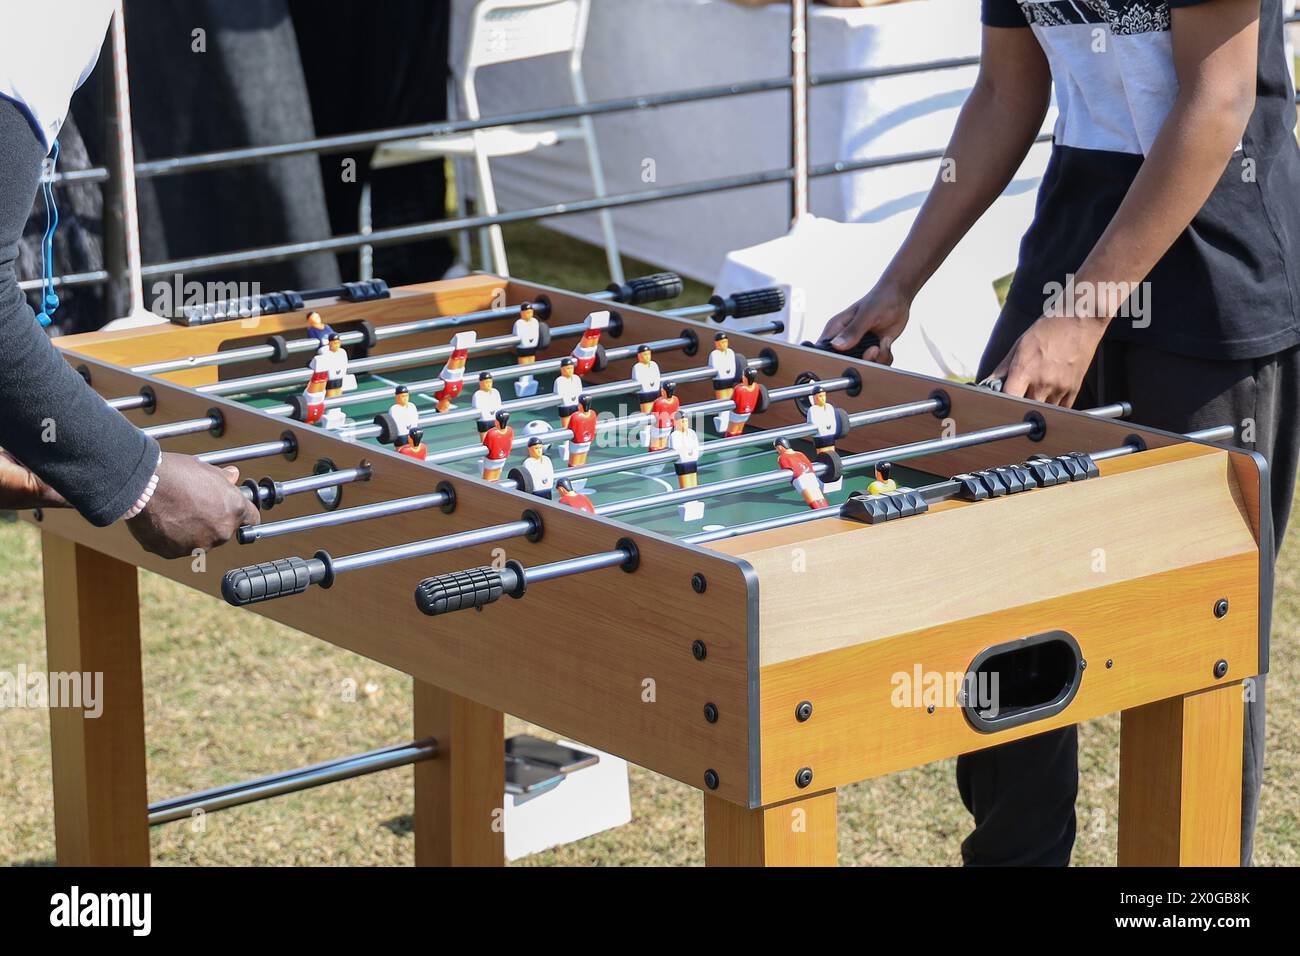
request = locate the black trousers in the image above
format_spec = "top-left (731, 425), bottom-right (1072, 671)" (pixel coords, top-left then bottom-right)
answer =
top-left (962, 310), bottom-right (1300, 866)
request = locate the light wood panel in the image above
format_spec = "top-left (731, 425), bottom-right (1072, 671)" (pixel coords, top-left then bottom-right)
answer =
top-left (1118, 683), bottom-right (1244, 866)
top-left (42, 533), bottom-right (150, 866)
top-left (704, 790), bottom-right (838, 866)
top-left (711, 444), bottom-right (1255, 666)
top-left (27, 353), bottom-right (758, 805)
top-left (413, 681), bottom-right (504, 866)
top-left (756, 554), bottom-right (1258, 804)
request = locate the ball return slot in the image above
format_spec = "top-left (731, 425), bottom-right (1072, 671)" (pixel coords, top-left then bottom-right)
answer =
top-left (962, 630), bottom-right (1084, 733)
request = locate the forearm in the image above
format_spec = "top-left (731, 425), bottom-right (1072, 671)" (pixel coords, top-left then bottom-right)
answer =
top-left (1073, 94), bottom-right (1254, 323)
top-left (1072, 0), bottom-right (1259, 324)
top-left (881, 65), bottom-right (1049, 297)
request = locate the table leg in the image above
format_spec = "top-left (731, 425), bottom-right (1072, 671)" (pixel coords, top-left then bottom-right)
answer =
top-left (1118, 682), bottom-right (1244, 866)
top-left (704, 789), bottom-right (838, 866)
top-left (412, 680), bottom-right (504, 866)
top-left (42, 532), bottom-right (150, 866)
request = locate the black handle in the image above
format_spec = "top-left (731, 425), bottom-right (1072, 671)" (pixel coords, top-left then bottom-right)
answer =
top-left (606, 272), bottom-right (683, 305)
top-left (802, 332), bottom-right (881, 361)
top-left (414, 563), bottom-right (523, 616)
top-left (172, 279), bottom-right (390, 327)
top-left (222, 555), bottom-right (329, 606)
top-left (710, 287), bottom-right (785, 321)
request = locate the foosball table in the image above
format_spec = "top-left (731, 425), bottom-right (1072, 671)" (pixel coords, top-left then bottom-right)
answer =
top-left (26, 271), bottom-right (1267, 866)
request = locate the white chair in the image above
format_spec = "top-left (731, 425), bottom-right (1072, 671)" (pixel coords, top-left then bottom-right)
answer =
top-left (360, 0), bottom-right (623, 283)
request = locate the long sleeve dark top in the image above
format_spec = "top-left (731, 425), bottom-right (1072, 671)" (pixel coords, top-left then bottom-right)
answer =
top-left (1, 95), bottom-right (157, 526)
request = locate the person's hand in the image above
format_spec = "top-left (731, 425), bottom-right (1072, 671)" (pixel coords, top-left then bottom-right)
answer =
top-left (821, 281), bottom-right (912, 364)
top-left (0, 449), bottom-right (67, 510)
top-left (126, 452), bottom-right (260, 559)
top-left (987, 313), bottom-right (1108, 407)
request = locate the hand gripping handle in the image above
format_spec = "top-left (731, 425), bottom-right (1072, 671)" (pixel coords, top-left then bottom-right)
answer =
top-left (802, 332), bottom-right (881, 360)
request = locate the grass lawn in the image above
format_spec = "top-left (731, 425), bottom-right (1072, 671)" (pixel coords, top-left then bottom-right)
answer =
top-left (1, 222), bottom-right (1296, 866)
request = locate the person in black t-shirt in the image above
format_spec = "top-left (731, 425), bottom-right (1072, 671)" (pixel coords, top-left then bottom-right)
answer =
top-left (824, 0), bottom-right (1295, 865)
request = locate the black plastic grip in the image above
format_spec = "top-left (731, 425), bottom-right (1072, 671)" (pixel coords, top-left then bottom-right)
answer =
top-left (415, 566), bottom-right (507, 616)
top-left (711, 287), bottom-right (786, 320)
top-left (802, 332), bottom-right (881, 361)
top-left (222, 556), bottom-right (326, 606)
top-left (606, 272), bottom-right (683, 305)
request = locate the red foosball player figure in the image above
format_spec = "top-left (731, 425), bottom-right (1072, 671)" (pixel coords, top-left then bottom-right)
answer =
top-left (566, 394), bottom-right (599, 469)
top-left (774, 437), bottom-right (828, 510)
top-left (631, 344), bottom-right (661, 413)
top-left (480, 410), bottom-right (514, 482)
top-left (556, 478), bottom-right (595, 514)
top-left (570, 310), bottom-right (610, 376)
top-left (306, 310), bottom-right (334, 348)
top-left (649, 381), bottom-right (680, 451)
top-left (436, 330), bottom-right (476, 412)
top-left (472, 370), bottom-right (502, 436)
top-left (553, 357), bottom-right (583, 429)
top-left (302, 349), bottom-right (329, 425)
top-left (513, 300), bottom-right (542, 397)
top-left (727, 367), bottom-right (763, 436)
top-left (398, 428), bottom-right (428, 461)
top-left (388, 385), bottom-right (421, 447)
top-left (868, 461), bottom-right (898, 496)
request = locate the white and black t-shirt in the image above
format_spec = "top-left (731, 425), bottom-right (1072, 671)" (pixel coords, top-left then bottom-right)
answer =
top-left (985, 0), bottom-right (1300, 359)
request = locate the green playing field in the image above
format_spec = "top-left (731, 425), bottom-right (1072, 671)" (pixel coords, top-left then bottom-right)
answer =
top-left (239, 353), bottom-right (939, 539)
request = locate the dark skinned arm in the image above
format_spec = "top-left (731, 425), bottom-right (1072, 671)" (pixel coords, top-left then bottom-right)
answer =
top-left (991, 0), bottom-right (1261, 405)
top-left (823, 25), bottom-right (1052, 363)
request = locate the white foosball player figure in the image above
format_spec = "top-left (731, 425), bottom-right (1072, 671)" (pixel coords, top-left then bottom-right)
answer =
top-left (631, 344), bottom-right (662, 415)
top-left (709, 330), bottom-right (739, 433)
top-left (552, 358), bottom-right (583, 461)
top-left (520, 437), bottom-right (556, 499)
top-left (473, 370), bottom-right (503, 436)
top-left (305, 333), bottom-right (355, 428)
top-left (514, 301), bottom-right (542, 397)
top-left (668, 411), bottom-right (704, 522)
top-left (806, 386), bottom-right (843, 492)
top-left (388, 385), bottom-right (421, 447)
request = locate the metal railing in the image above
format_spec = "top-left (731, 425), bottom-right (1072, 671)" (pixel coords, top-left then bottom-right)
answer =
top-left (24, 6), bottom-right (1300, 300)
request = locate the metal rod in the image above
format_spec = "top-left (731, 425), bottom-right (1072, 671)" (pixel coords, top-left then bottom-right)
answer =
top-left (196, 438), bottom-right (295, 466)
top-left (594, 418), bottom-right (1039, 519)
top-left (328, 519), bottom-right (536, 576)
top-left (107, 392), bottom-right (151, 412)
top-left (523, 549), bottom-right (629, 585)
top-left (148, 739), bottom-right (437, 825)
top-left (141, 414), bottom-right (219, 440)
top-left (132, 292), bottom-right (611, 376)
top-left (196, 325), bottom-right (578, 399)
top-left (238, 491), bottom-right (448, 544)
top-left (48, 50), bottom-right (994, 191)
top-left (687, 423), bottom-right (1228, 542)
top-left (548, 383), bottom-right (918, 486)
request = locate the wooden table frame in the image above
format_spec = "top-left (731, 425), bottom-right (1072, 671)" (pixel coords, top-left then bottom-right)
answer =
top-left (26, 275), bottom-right (1266, 866)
